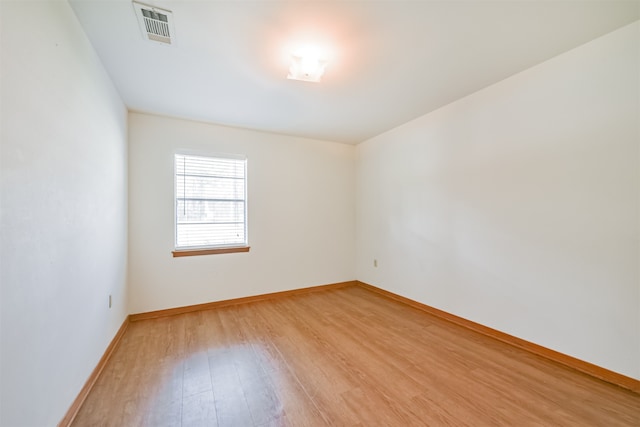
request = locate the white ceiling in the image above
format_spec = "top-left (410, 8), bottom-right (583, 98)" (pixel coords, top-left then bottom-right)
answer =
top-left (69, 0), bottom-right (639, 144)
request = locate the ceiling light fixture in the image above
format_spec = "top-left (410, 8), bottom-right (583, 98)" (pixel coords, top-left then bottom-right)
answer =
top-left (287, 47), bottom-right (328, 83)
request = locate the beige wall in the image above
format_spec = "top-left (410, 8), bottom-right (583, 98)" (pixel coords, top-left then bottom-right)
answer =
top-left (128, 113), bottom-right (356, 314)
top-left (0, 1), bottom-right (129, 425)
top-left (356, 22), bottom-right (640, 379)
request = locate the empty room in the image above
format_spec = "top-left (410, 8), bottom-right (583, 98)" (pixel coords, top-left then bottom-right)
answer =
top-left (1, 0), bottom-right (639, 426)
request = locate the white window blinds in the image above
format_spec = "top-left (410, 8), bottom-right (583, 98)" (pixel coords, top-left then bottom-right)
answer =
top-left (175, 154), bottom-right (247, 249)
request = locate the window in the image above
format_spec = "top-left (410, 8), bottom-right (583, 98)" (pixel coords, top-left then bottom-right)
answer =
top-left (173, 153), bottom-right (249, 256)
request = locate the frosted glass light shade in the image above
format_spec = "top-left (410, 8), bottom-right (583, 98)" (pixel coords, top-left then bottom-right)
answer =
top-left (287, 54), bottom-right (328, 82)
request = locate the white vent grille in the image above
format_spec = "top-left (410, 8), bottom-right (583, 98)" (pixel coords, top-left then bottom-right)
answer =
top-left (133, 2), bottom-right (174, 45)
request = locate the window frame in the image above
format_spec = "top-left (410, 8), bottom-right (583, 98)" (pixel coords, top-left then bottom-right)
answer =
top-left (172, 151), bottom-right (250, 257)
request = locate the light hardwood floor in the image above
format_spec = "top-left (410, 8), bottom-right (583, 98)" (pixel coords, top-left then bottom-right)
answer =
top-left (71, 286), bottom-right (640, 426)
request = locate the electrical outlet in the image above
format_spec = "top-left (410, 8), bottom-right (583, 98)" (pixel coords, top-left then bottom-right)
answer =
top-left (109, 294), bottom-right (112, 308)
top-left (374, 259), bottom-right (378, 267)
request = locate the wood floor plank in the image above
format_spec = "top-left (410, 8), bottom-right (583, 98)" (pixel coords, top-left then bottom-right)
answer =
top-left (71, 286), bottom-right (640, 426)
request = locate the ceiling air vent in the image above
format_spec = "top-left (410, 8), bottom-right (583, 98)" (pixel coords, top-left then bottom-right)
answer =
top-left (133, 2), bottom-right (174, 45)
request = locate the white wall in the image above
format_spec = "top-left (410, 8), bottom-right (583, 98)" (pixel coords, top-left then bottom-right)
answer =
top-left (128, 113), bottom-right (355, 314)
top-left (0, 1), bottom-right (128, 426)
top-left (356, 22), bottom-right (639, 379)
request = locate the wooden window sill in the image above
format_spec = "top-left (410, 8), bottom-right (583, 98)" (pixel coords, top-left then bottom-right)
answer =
top-left (172, 246), bottom-right (250, 257)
